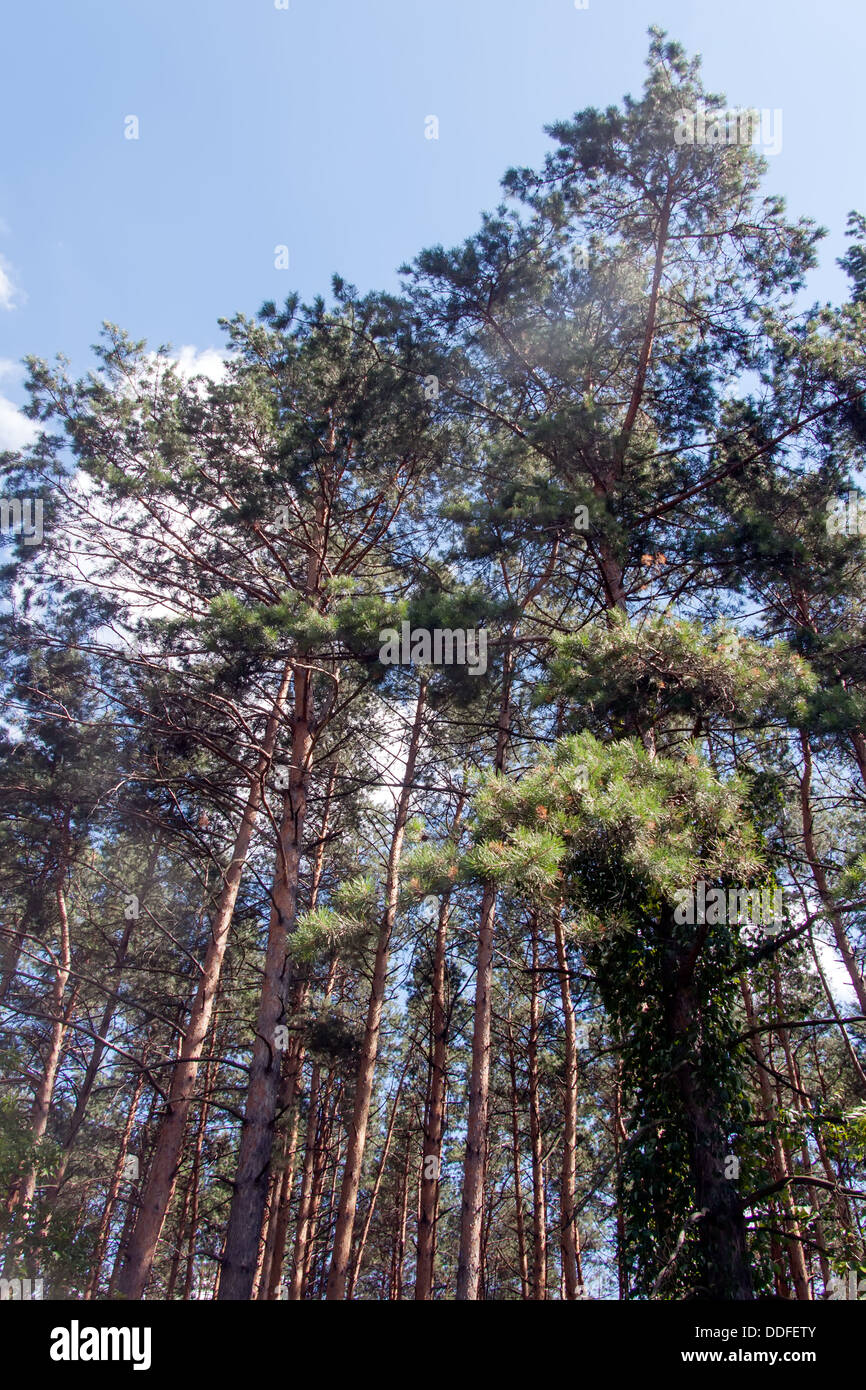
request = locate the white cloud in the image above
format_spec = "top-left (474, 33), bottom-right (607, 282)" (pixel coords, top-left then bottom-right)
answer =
top-left (128, 346), bottom-right (229, 402)
top-left (0, 360), bottom-right (37, 451)
top-left (0, 255), bottom-right (24, 310)
top-left (115, 346), bottom-right (231, 406)
top-left (0, 395), bottom-right (38, 451)
top-left (172, 345), bottom-right (229, 381)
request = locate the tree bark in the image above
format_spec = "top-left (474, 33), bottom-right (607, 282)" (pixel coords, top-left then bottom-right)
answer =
top-left (528, 914), bottom-right (547, 1300)
top-left (218, 665), bottom-right (313, 1299)
top-left (290, 1068), bottom-right (337, 1299)
top-left (348, 1055), bottom-right (411, 1298)
top-left (553, 911), bottom-right (581, 1299)
top-left (799, 730), bottom-right (866, 1014)
top-left (259, 767), bottom-right (336, 1298)
top-left (5, 863), bottom-right (74, 1227)
top-left (456, 649), bottom-right (513, 1299)
top-left (85, 1062), bottom-right (147, 1299)
top-left (415, 894), bottom-right (452, 1299)
top-left (659, 929), bottom-right (753, 1300)
top-left (326, 677), bottom-right (428, 1298)
top-left (115, 663), bottom-right (292, 1300)
top-left (506, 1021), bottom-right (530, 1300)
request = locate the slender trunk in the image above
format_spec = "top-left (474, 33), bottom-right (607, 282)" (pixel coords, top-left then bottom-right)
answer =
top-left (165, 1176), bottom-right (190, 1300)
top-left (456, 649), bottom-right (513, 1299)
top-left (288, 1062), bottom-right (322, 1300)
top-left (85, 1063), bottom-right (146, 1299)
top-left (348, 1056), bottom-right (411, 1298)
top-left (554, 911), bottom-right (581, 1299)
top-left (326, 677), bottom-right (428, 1299)
top-left (218, 666), bottom-right (314, 1300)
top-left (391, 1137), bottom-right (412, 1300)
top-left (774, 969), bottom-right (824, 1294)
top-left (179, 1044), bottom-right (217, 1300)
top-left (108, 1083), bottom-right (162, 1298)
top-left (765, 989), bottom-right (812, 1299)
top-left (261, 1167), bottom-right (290, 1299)
top-left (613, 1068), bottom-right (627, 1299)
top-left (284, 961), bottom-right (339, 1300)
top-left (255, 987), bottom-right (306, 1298)
top-left (39, 924), bottom-right (135, 1217)
top-left (5, 869), bottom-right (73, 1226)
top-left (0, 909), bottom-right (29, 1004)
top-left (317, 1129), bottom-right (343, 1298)
top-left (415, 895), bottom-right (452, 1299)
top-left (291, 1070), bottom-right (337, 1299)
top-left (806, 929), bottom-right (866, 1089)
top-left (506, 1023), bottom-right (530, 1300)
top-left (259, 1043), bottom-right (305, 1299)
top-left (800, 730), bottom-right (866, 1014)
top-left (260, 767), bottom-right (336, 1299)
top-left (740, 977), bottom-right (809, 1298)
top-left (528, 915), bottom-right (547, 1300)
top-left (115, 664), bottom-right (292, 1300)
top-left (38, 842), bottom-right (161, 1235)
top-left (619, 194), bottom-right (672, 447)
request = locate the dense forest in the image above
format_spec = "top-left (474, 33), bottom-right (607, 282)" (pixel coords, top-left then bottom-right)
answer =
top-left (2, 32), bottom-right (865, 1302)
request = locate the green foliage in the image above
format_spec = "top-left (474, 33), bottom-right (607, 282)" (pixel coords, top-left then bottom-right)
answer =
top-left (291, 875), bottom-right (379, 962)
top-left (541, 613), bottom-right (816, 743)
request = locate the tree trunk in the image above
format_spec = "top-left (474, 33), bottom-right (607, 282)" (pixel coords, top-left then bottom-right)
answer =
top-left (115, 663), bottom-right (292, 1300)
top-left (506, 1022), bottom-right (530, 1300)
top-left (764, 981), bottom-right (812, 1299)
top-left (290, 1069), bottom-right (337, 1299)
top-left (800, 730), bottom-right (866, 1013)
top-left (390, 1136), bottom-right (412, 1300)
top-left (108, 1082), bottom-right (162, 1298)
top-left (456, 649), bottom-right (513, 1299)
top-left (165, 1175), bottom-right (191, 1300)
top-left (255, 989), bottom-right (306, 1298)
top-left (5, 867), bottom-right (74, 1227)
top-left (660, 932), bottom-right (753, 1300)
top-left (38, 840), bottom-right (162, 1237)
top-left (553, 911), bottom-right (581, 1299)
top-left (85, 1062), bottom-right (146, 1299)
top-left (0, 908), bottom-right (30, 1004)
top-left (613, 1067), bottom-right (627, 1299)
top-left (415, 894), bottom-right (452, 1299)
top-left (348, 1056), bottom-right (410, 1298)
top-left (259, 767), bottom-right (336, 1299)
top-left (217, 666), bottom-right (314, 1300)
top-left (325, 677), bottom-right (428, 1299)
top-left (528, 914), bottom-right (547, 1299)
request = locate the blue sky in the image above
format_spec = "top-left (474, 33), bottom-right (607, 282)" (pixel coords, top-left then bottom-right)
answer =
top-left (0, 0), bottom-right (863, 443)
